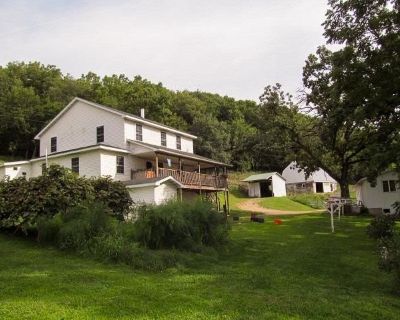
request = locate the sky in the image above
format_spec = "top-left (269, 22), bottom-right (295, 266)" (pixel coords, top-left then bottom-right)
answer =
top-left (0, 0), bottom-right (329, 101)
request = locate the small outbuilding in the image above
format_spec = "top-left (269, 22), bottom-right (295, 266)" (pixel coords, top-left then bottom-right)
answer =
top-left (355, 171), bottom-right (399, 214)
top-left (282, 161), bottom-right (338, 194)
top-left (242, 172), bottom-right (287, 198)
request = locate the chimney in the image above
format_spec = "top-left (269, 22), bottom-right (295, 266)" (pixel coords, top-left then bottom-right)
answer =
top-left (140, 108), bottom-right (145, 118)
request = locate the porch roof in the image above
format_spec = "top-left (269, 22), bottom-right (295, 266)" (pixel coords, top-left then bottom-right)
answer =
top-left (127, 139), bottom-right (230, 167)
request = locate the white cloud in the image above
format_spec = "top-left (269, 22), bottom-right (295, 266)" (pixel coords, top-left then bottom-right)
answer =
top-left (0, 0), bottom-right (328, 100)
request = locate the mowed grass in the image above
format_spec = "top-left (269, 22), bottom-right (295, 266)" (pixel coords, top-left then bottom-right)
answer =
top-left (260, 196), bottom-right (316, 211)
top-left (1, 214), bottom-right (400, 319)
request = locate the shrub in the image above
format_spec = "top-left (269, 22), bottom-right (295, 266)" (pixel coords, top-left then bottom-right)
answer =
top-left (57, 202), bottom-right (113, 250)
top-left (134, 200), bottom-right (229, 250)
top-left (0, 165), bottom-right (94, 230)
top-left (366, 214), bottom-right (396, 240)
top-left (377, 234), bottom-right (400, 286)
top-left (91, 177), bottom-right (133, 220)
top-left (0, 166), bottom-right (133, 231)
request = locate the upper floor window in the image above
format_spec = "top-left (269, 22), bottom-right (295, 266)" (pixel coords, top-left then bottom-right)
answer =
top-left (71, 157), bottom-right (79, 174)
top-left (161, 131), bottom-right (167, 147)
top-left (176, 135), bottom-right (181, 150)
top-left (383, 180), bottom-right (397, 192)
top-left (97, 126), bottom-right (104, 143)
top-left (116, 156), bottom-right (124, 174)
top-left (50, 137), bottom-right (57, 153)
top-left (136, 124), bottom-right (143, 141)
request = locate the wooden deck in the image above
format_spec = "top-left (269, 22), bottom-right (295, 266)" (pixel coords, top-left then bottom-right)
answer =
top-left (131, 168), bottom-right (228, 190)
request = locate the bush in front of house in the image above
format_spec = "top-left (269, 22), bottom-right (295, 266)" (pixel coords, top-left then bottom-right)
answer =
top-left (37, 201), bottom-right (179, 271)
top-left (134, 200), bottom-right (229, 251)
top-left (368, 205), bottom-right (400, 288)
top-left (91, 176), bottom-right (132, 220)
top-left (366, 214), bottom-right (396, 240)
top-left (0, 165), bottom-right (132, 231)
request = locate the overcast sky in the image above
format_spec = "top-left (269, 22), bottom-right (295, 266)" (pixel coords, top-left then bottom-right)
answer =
top-left (0, 0), bottom-right (329, 101)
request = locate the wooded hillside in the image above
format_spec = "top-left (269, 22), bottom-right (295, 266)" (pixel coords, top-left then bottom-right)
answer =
top-left (0, 62), bottom-right (288, 172)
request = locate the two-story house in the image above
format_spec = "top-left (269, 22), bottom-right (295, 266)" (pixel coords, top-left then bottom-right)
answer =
top-left (0, 98), bottom-right (230, 208)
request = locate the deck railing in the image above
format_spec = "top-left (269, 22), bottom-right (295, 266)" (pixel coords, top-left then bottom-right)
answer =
top-left (131, 168), bottom-right (227, 189)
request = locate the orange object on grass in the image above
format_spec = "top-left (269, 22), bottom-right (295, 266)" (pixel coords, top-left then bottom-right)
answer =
top-left (274, 219), bottom-right (282, 225)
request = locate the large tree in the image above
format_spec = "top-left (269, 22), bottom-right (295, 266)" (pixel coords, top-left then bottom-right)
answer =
top-left (260, 0), bottom-right (400, 197)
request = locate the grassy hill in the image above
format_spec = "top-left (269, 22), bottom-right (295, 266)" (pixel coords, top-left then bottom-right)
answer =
top-left (1, 214), bottom-right (399, 319)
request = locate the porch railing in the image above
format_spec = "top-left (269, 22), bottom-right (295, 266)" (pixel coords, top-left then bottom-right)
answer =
top-left (131, 168), bottom-right (227, 189)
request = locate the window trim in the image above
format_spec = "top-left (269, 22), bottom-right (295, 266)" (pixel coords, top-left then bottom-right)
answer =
top-left (176, 135), bottom-right (181, 150)
top-left (161, 131), bottom-right (167, 147)
top-left (50, 137), bottom-right (57, 153)
top-left (96, 125), bottom-right (104, 143)
top-left (136, 124), bottom-right (143, 141)
top-left (116, 156), bottom-right (125, 174)
top-left (71, 157), bottom-right (79, 174)
top-left (383, 180), bottom-right (397, 192)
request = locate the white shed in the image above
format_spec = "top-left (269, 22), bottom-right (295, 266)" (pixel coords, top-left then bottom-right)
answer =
top-left (355, 171), bottom-right (399, 214)
top-left (282, 161), bottom-right (338, 194)
top-left (242, 172), bottom-right (287, 198)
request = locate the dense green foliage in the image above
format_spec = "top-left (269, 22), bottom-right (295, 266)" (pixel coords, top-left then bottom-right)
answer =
top-left (0, 62), bottom-right (286, 171)
top-left (1, 214), bottom-right (400, 319)
top-left (0, 165), bottom-right (132, 230)
top-left (367, 214), bottom-right (396, 240)
top-left (37, 202), bottom-right (178, 271)
top-left (134, 200), bottom-right (229, 250)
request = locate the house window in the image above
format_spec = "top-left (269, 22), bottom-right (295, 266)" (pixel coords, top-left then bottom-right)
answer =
top-left (96, 126), bottom-right (104, 143)
top-left (383, 180), bottom-right (397, 192)
top-left (50, 137), bottom-right (57, 153)
top-left (13, 167), bottom-right (18, 171)
top-left (176, 135), bottom-right (181, 150)
top-left (161, 131), bottom-right (167, 147)
top-left (71, 157), bottom-right (79, 174)
top-left (116, 156), bottom-right (124, 174)
top-left (136, 124), bottom-right (143, 141)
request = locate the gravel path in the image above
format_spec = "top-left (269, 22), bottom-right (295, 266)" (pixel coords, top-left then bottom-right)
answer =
top-left (236, 198), bottom-right (325, 216)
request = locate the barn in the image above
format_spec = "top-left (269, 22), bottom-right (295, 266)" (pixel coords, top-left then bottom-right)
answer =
top-left (242, 172), bottom-right (287, 198)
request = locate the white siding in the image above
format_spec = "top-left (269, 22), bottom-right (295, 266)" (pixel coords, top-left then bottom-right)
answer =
top-left (39, 100), bottom-right (125, 157)
top-left (124, 119), bottom-right (194, 153)
top-left (357, 172), bottom-right (400, 214)
top-left (31, 150), bottom-right (102, 178)
top-left (1, 162), bottom-right (31, 180)
top-left (100, 152), bottom-right (142, 181)
top-left (181, 136), bottom-right (194, 153)
top-left (128, 186), bottom-right (155, 204)
top-left (154, 182), bottom-right (178, 204)
top-left (272, 176), bottom-right (287, 197)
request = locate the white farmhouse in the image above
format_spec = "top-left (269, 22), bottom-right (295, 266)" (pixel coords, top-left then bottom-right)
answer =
top-left (355, 171), bottom-right (399, 214)
top-left (242, 172), bottom-right (287, 197)
top-left (0, 98), bottom-right (230, 206)
top-left (282, 161), bottom-right (337, 194)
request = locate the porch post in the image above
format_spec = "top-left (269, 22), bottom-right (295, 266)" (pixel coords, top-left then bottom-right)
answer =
top-left (198, 162), bottom-right (202, 195)
top-left (179, 188), bottom-right (183, 202)
top-left (155, 153), bottom-right (159, 177)
top-left (226, 190), bottom-right (230, 214)
top-left (179, 157), bottom-right (182, 179)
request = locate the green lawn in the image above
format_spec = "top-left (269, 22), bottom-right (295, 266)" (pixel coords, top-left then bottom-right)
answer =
top-left (1, 214), bottom-right (399, 319)
top-left (260, 196), bottom-right (316, 211)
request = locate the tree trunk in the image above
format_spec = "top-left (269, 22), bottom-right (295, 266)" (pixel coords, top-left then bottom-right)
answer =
top-left (339, 181), bottom-right (350, 198)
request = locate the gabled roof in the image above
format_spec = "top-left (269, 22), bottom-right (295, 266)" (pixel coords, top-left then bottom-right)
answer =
top-left (34, 97), bottom-right (197, 139)
top-left (127, 139), bottom-right (230, 167)
top-left (123, 176), bottom-right (184, 188)
top-left (242, 172), bottom-right (285, 182)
